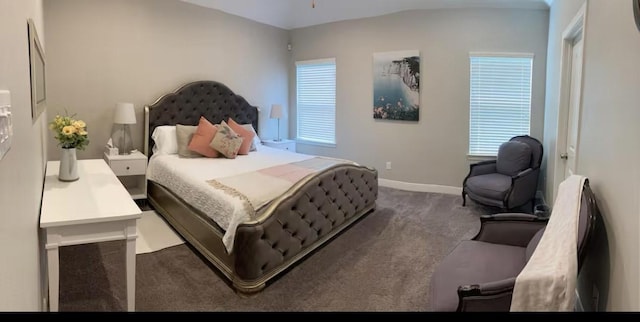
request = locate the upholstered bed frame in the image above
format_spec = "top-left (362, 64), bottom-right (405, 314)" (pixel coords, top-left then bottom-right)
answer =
top-left (144, 81), bottom-right (378, 294)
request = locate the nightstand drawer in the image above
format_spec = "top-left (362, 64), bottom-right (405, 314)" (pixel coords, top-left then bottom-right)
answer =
top-left (109, 159), bottom-right (146, 176)
top-left (281, 143), bottom-right (295, 151)
top-left (262, 140), bottom-right (296, 152)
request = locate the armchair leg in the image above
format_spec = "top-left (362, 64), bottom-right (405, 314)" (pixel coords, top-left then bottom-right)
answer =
top-left (462, 191), bottom-right (467, 207)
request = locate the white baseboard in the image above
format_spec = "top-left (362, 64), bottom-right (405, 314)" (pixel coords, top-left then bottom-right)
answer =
top-left (379, 178), bottom-right (462, 195)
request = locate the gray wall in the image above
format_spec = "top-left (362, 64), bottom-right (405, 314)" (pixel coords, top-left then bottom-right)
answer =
top-left (289, 9), bottom-right (549, 187)
top-left (0, 0), bottom-right (47, 311)
top-left (44, 0), bottom-right (290, 160)
top-left (544, 0), bottom-right (640, 311)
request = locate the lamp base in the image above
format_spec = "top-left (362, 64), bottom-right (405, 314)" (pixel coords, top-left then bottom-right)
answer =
top-left (112, 124), bottom-right (134, 155)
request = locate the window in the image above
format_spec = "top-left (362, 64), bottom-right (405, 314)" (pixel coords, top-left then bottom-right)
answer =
top-left (296, 58), bottom-right (336, 146)
top-left (469, 53), bottom-right (533, 156)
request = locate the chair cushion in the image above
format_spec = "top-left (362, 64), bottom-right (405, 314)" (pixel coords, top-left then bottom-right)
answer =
top-left (465, 173), bottom-right (512, 201)
top-left (431, 241), bottom-right (527, 311)
top-left (511, 136), bottom-right (543, 169)
top-left (496, 141), bottom-right (532, 176)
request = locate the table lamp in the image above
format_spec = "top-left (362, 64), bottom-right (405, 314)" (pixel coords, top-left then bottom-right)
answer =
top-left (270, 104), bottom-right (283, 142)
top-left (113, 102), bottom-right (136, 155)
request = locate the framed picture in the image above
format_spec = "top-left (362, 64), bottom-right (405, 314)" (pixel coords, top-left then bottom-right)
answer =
top-left (28, 18), bottom-right (46, 122)
top-left (373, 50), bottom-right (420, 121)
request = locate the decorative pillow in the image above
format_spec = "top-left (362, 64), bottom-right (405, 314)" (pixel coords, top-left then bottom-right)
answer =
top-left (188, 117), bottom-right (220, 158)
top-left (241, 124), bottom-right (261, 152)
top-left (496, 141), bottom-right (532, 176)
top-left (209, 121), bottom-right (243, 159)
top-left (175, 124), bottom-right (201, 158)
top-left (151, 126), bottom-right (178, 155)
top-left (227, 118), bottom-right (256, 155)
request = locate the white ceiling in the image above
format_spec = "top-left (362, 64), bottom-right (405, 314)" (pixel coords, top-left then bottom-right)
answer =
top-left (182, 0), bottom-right (550, 30)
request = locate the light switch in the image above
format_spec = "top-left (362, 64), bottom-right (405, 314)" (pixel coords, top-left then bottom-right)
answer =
top-left (0, 90), bottom-right (12, 161)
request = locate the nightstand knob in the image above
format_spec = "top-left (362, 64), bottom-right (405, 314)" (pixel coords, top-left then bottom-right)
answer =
top-left (126, 166), bottom-right (130, 170)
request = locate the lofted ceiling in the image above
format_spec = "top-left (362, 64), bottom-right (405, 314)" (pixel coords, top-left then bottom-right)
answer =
top-left (182, 0), bottom-right (551, 30)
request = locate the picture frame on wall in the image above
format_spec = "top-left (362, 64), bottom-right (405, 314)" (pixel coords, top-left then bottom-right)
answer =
top-left (28, 18), bottom-right (46, 122)
top-left (373, 50), bottom-right (420, 121)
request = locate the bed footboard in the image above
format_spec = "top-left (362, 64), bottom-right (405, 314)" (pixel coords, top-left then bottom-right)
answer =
top-left (145, 81), bottom-right (380, 295)
top-left (231, 164), bottom-right (378, 292)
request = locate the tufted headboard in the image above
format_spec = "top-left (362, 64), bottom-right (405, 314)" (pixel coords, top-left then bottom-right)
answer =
top-left (144, 81), bottom-right (259, 157)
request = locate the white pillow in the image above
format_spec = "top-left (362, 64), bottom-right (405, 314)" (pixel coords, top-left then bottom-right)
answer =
top-left (253, 135), bottom-right (262, 151)
top-left (241, 124), bottom-right (262, 152)
top-left (151, 125), bottom-right (178, 155)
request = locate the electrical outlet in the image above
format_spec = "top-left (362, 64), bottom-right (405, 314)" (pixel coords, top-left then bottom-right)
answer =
top-left (386, 161), bottom-right (391, 170)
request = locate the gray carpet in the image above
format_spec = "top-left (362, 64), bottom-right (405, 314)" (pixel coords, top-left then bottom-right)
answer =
top-left (58, 186), bottom-right (493, 312)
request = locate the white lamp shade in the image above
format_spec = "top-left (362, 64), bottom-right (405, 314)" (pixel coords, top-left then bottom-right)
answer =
top-left (114, 102), bottom-right (136, 124)
top-left (270, 104), bottom-right (283, 119)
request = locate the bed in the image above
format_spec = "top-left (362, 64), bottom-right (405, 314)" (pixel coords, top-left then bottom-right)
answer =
top-left (143, 80), bottom-right (378, 294)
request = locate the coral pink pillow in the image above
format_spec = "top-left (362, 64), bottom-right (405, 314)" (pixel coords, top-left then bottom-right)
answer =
top-left (227, 118), bottom-right (256, 155)
top-left (188, 117), bottom-right (219, 158)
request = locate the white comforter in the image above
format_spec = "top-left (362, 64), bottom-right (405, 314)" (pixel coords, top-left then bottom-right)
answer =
top-left (147, 145), bottom-right (313, 253)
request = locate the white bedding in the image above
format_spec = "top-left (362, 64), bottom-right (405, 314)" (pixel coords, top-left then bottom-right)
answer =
top-left (146, 145), bottom-right (314, 253)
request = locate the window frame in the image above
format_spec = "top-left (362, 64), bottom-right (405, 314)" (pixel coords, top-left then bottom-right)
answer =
top-left (467, 52), bottom-right (534, 158)
top-left (295, 58), bottom-right (337, 147)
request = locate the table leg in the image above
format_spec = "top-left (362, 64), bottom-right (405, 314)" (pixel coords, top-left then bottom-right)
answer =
top-left (126, 235), bottom-right (136, 312)
top-left (47, 246), bottom-right (59, 312)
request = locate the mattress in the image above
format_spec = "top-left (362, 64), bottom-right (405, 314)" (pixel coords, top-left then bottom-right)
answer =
top-left (147, 145), bottom-right (313, 252)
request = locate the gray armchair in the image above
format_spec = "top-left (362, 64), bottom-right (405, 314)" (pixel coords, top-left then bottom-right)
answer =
top-left (462, 135), bottom-right (543, 211)
top-left (430, 180), bottom-right (599, 312)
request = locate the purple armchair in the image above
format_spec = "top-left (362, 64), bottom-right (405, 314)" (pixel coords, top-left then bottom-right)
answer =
top-left (430, 180), bottom-right (599, 312)
top-left (462, 135), bottom-right (543, 211)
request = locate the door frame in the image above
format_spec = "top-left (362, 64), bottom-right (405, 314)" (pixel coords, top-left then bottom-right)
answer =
top-left (552, 2), bottom-right (588, 201)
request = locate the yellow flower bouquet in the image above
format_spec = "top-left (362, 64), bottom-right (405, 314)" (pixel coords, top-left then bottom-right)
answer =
top-left (49, 113), bottom-right (89, 150)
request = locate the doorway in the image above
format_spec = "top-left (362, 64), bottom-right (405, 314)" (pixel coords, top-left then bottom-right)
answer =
top-left (564, 33), bottom-right (583, 178)
top-left (553, 3), bottom-right (587, 201)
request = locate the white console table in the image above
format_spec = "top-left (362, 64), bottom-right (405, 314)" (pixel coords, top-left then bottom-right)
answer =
top-left (40, 159), bottom-right (141, 311)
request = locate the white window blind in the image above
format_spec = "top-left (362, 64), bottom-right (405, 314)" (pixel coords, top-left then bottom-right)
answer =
top-left (296, 58), bottom-right (336, 145)
top-left (469, 53), bottom-right (533, 156)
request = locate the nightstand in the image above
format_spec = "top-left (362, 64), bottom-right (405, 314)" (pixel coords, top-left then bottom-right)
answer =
top-left (103, 151), bottom-right (147, 200)
top-left (262, 139), bottom-right (296, 152)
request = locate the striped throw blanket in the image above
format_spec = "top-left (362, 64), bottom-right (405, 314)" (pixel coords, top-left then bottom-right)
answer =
top-left (207, 156), bottom-right (354, 221)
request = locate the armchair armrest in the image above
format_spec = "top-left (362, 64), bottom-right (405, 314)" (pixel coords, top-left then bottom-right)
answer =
top-left (456, 277), bottom-right (517, 312)
top-left (467, 160), bottom-right (497, 178)
top-left (473, 213), bottom-right (548, 247)
top-left (514, 167), bottom-right (533, 178)
top-left (505, 168), bottom-right (540, 209)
